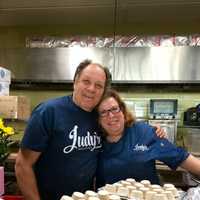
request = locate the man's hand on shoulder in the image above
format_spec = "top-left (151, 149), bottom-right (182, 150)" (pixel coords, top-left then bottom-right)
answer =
top-left (153, 124), bottom-right (166, 138)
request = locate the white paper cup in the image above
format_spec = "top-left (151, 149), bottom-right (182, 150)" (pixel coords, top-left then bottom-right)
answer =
top-left (134, 182), bottom-right (144, 189)
top-left (117, 186), bottom-right (129, 197)
top-left (108, 194), bottom-right (120, 200)
top-left (150, 184), bottom-right (161, 190)
top-left (129, 190), bottom-right (143, 199)
top-left (140, 180), bottom-right (151, 187)
top-left (145, 191), bottom-right (157, 200)
top-left (72, 192), bottom-right (85, 200)
top-left (98, 190), bottom-right (109, 200)
top-left (162, 191), bottom-right (175, 200)
top-left (152, 193), bottom-right (168, 200)
top-left (163, 184), bottom-right (175, 189)
top-left (104, 184), bottom-right (117, 193)
top-left (85, 191), bottom-right (97, 199)
top-left (126, 178), bottom-right (136, 185)
top-left (60, 195), bottom-right (74, 200)
top-left (120, 180), bottom-right (131, 186)
top-left (88, 197), bottom-right (100, 200)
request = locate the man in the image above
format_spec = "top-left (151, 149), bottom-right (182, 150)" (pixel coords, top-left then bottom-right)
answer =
top-left (15, 59), bottom-right (111, 200)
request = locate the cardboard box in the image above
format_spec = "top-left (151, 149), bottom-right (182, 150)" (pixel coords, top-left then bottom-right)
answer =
top-left (0, 82), bottom-right (10, 96)
top-left (0, 96), bottom-right (31, 120)
top-left (0, 66), bottom-right (11, 83)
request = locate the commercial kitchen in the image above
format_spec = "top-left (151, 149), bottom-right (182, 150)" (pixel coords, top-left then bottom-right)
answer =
top-left (0, 0), bottom-right (200, 199)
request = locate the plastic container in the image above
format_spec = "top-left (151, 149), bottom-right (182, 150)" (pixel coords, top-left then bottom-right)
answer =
top-left (186, 128), bottom-right (200, 154)
top-left (1, 196), bottom-right (24, 200)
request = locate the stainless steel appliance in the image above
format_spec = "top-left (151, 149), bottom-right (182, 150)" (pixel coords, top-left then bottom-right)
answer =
top-left (148, 99), bottom-right (178, 143)
top-left (183, 104), bottom-right (200, 126)
top-left (185, 128), bottom-right (200, 154)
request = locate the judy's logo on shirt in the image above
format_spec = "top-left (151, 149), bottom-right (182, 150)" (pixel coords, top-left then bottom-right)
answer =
top-left (63, 125), bottom-right (102, 154)
top-left (133, 144), bottom-right (149, 152)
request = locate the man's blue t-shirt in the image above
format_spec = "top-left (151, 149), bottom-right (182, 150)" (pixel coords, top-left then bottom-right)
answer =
top-left (21, 96), bottom-right (101, 200)
top-left (96, 122), bottom-right (189, 187)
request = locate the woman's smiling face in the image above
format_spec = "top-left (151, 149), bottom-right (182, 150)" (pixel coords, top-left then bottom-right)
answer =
top-left (98, 97), bottom-right (125, 141)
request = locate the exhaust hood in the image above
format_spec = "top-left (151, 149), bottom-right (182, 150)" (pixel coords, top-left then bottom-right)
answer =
top-left (0, 47), bottom-right (200, 83)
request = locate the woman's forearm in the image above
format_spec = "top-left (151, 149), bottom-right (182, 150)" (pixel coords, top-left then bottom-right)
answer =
top-left (180, 154), bottom-right (200, 175)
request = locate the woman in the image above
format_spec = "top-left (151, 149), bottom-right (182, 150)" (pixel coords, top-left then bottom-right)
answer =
top-left (96, 89), bottom-right (200, 187)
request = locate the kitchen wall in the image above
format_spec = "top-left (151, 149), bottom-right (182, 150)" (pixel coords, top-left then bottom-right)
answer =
top-left (9, 88), bottom-right (200, 120)
top-left (9, 86), bottom-right (200, 150)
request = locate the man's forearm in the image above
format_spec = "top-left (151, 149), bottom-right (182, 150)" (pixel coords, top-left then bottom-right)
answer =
top-left (15, 165), bottom-right (40, 200)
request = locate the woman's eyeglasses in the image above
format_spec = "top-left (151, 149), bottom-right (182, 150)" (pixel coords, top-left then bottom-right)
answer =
top-left (99, 106), bottom-right (121, 117)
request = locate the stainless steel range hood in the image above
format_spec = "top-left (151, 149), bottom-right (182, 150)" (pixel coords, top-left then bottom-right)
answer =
top-left (1, 47), bottom-right (200, 83)
top-left (114, 47), bottom-right (200, 83)
top-left (0, 47), bottom-right (114, 82)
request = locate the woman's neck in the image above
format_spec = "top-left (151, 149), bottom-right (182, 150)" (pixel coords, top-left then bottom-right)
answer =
top-left (106, 134), bottom-right (123, 143)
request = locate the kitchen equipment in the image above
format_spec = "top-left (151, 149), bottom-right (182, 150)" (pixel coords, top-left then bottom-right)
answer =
top-left (185, 128), bottom-right (200, 154)
top-left (148, 99), bottom-right (178, 143)
top-left (183, 104), bottom-right (200, 126)
top-left (190, 173), bottom-right (200, 184)
top-left (149, 99), bottom-right (177, 119)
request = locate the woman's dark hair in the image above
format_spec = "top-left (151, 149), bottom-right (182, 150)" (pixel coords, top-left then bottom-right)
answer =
top-left (73, 59), bottom-right (112, 91)
top-left (98, 89), bottom-right (136, 127)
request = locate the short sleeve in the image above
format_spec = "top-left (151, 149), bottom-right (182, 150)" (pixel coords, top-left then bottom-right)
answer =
top-left (149, 138), bottom-right (189, 170)
top-left (21, 103), bottom-right (54, 152)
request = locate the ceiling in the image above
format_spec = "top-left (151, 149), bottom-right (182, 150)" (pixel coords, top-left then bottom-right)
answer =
top-left (1, 0), bottom-right (200, 33)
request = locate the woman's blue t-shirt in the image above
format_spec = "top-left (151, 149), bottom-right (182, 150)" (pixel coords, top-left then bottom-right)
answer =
top-left (96, 122), bottom-right (189, 187)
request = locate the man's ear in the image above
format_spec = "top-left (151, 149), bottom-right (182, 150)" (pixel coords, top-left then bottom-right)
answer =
top-left (73, 77), bottom-right (78, 90)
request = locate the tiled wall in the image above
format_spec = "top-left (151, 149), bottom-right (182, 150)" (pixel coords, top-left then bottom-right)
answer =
top-left (120, 90), bottom-right (200, 151)
top-left (121, 91), bottom-right (200, 124)
top-left (10, 88), bottom-right (200, 124)
top-left (10, 89), bottom-right (200, 116)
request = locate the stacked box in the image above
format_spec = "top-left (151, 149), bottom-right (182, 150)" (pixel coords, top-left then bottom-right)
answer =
top-left (0, 96), bottom-right (31, 120)
top-left (0, 66), bottom-right (11, 96)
